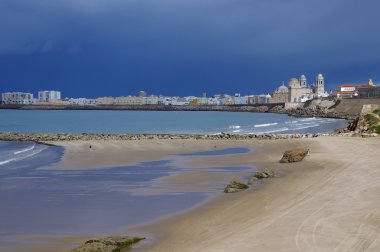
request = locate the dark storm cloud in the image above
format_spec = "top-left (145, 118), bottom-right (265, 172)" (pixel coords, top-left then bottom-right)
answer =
top-left (1, 0), bottom-right (380, 96)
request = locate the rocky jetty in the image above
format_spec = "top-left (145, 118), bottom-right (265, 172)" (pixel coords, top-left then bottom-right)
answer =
top-left (280, 148), bottom-right (309, 163)
top-left (72, 236), bottom-right (145, 252)
top-left (285, 106), bottom-right (357, 120)
top-left (0, 132), bottom-right (321, 142)
top-left (247, 169), bottom-right (275, 184)
top-left (336, 109), bottom-right (380, 137)
top-left (224, 181), bottom-right (249, 193)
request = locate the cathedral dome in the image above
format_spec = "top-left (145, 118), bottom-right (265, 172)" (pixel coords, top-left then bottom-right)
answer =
top-left (317, 73), bottom-right (324, 79)
top-left (276, 83), bottom-right (289, 93)
top-left (288, 78), bottom-right (300, 87)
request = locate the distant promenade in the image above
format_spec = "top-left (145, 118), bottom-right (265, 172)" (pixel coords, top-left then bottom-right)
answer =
top-left (0, 103), bottom-right (284, 112)
top-left (0, 99), bottom-right (363, 120)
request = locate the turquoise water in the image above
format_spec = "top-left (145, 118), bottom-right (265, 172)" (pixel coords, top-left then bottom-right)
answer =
top-left (0, 110), bottom-right (346, 134)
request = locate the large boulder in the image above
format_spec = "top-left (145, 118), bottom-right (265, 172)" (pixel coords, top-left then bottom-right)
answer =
top-left (224, 181), bottom-right (249, 193)
top-left (280, 148), bottom-right (308, 163)
top-left (72, 236), bottom-right (145, 252)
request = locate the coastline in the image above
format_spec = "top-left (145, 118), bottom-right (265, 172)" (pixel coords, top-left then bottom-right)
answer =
top-left (3, 135), bottom-right (380, 252)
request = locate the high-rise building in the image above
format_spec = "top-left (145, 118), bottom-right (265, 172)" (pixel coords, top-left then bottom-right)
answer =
top-left (38, 90), bottom-right (61, 103)
top-left (1, 92), bottom-right (34, 104)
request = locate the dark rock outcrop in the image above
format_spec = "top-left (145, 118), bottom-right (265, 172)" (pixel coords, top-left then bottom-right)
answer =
top-left (72, 236), bottom-right (145, 252)
top-left (247, 169), bottom-right (275, 184)
top-left (280, 148), bottom-right (308, 163)
top-left (224, 181), bottom-right (249, 193)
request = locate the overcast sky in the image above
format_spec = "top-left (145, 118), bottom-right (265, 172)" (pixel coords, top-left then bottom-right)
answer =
top-left (1, 0), bottom-right (379, 97)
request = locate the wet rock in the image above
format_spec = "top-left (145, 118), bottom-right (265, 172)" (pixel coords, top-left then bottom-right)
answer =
top-left (72, 236), bottom-right (145, 252)
top-left (248, 169), bottom-right (275, 184)
top-left (224, 181), bottom-right (249, 193)
top-left (280, 148), bottom-right (308, 163)
top-left (247, 177), bottom-right (258, 185)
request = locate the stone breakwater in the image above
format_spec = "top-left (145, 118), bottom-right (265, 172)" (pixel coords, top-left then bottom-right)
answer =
top-left (0, 132), bottom-right (326, 142)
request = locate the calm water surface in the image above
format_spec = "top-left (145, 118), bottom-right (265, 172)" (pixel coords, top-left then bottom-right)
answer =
top-left (0, 110), bottom-right (346, 134)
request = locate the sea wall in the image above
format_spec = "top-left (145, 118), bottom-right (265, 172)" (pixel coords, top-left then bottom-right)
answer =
top-left (0, 132), bottom-right (323, 142)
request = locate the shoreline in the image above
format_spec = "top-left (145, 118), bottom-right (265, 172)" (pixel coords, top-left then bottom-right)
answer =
top-left (2, 135), bottom-right (380, 251)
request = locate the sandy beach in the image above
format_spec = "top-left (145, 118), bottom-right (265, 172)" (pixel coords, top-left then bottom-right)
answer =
top-left (130, 136), bottom-right (380, 252)
top-left (4, 136), bottom-right (380, 252)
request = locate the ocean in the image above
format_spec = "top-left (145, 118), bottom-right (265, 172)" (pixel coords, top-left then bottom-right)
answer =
top-left (0, 109), bottom-right (346, 134)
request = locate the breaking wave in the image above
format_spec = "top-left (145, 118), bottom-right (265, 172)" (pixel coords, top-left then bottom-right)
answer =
top-left (254, 123), bottom-right (278, 128)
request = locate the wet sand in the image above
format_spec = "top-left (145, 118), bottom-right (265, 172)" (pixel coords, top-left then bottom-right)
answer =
top-left (131, 136), bottom-right (380, 252)
top-left (5, 136), bottom-right (380, 251)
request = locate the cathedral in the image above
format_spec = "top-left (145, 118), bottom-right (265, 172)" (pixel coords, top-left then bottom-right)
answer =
top-left (271, 74), bottom-right (325, 103)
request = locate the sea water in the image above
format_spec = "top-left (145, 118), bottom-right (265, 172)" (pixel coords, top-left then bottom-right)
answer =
top-left (0, 110), bottom-right (346, 134)
top-left (0, 141), bottom-right (253, 249)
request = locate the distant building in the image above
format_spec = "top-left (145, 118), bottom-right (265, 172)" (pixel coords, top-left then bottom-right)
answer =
top-left (234, 96), bottom-right (248, 105)
top-left (69, 98), bottom-right (97, 106)
top-left (357, 79), bottom-right (380, 98)
top-left (1, 92), bottom-right (34, 104)
top-left (288, 76), bottom-right (314, 102)
top-left (38, 90), bottom-right (61, 103)
top-left (97, 97), bottom-right (115, 105)
top-left (331, 84), bottom-right (358, 98)
top-left (271, 83), bottom-right (289, 103)
top-left (115, 96), bottom-right (144, 105)
top-left (248, 94), bottom-right (271, 104)
top-left (144, 96), bottom-right (159, 105)
top-left (197, 97), bottom-right (209, 105)
top-left (137, 91), bottom-right (147, 97)
top-left (272, 73), bottom-right (326, 103)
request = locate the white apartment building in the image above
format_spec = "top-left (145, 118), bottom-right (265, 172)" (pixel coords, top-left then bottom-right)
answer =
top-left (114, 96), bottom-right (144, 105)
top-left (69, 98), bottom-right (97, 106)
top-left (144, 96), bottom-right (159, 105)
top-left (97, 97), bottom-right (115, 105)
top-left (38, 90), bottom-right (61, 103)
top-left (1, 92), bottom-right (34, 104)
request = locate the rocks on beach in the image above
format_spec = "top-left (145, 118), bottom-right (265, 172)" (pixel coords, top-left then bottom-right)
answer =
top-left (224, 169), bottom-right (276, 193)
top-left (280, 148), bottom-right (309, 163)
top-left (72, 236), bottom-right (145, 252)
top-left (224, 181), bottom-right (249, 193)
top-left (247, 169), bottom-right (275, 185)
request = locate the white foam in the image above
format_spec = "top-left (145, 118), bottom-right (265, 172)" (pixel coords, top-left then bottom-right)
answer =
top-left (14, 144), bottom-right (35, 155)
top-left (232, 129), bottom-right (241, 133)
top-left (285, 120), bottom-right (298, 124)
top-left (254, 122), bottom-right (278, 128)
top-left (0, 147), bottom-right (45, 166)
top-left (256, 127), bottom-right (289, 134)
top-left (229, 125), bottom-right (241, 129)
top-left (299, 117), bottom-right (319, 122)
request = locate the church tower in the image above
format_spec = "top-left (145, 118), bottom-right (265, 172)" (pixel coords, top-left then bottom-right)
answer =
top-left (316, 73), bottom-right (325, 96)
top-left (300, 75), bottom-right (307, 87)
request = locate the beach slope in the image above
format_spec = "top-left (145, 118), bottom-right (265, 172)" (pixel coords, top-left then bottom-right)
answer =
top-left (132, 136), bottom-right (380, 252)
